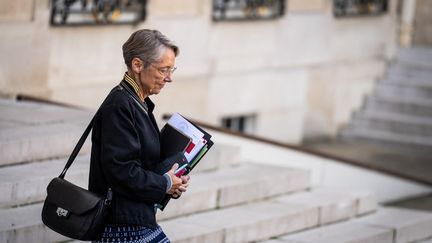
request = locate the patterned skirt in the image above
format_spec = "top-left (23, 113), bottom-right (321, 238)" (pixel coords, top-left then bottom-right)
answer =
top-left (92, 224), bottom-right (170, 243)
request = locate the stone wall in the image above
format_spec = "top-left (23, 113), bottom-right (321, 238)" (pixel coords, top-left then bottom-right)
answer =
top-left (0, 0), bottom-right (399, 143)
top-left (0, 0), bottom-right (51, 98)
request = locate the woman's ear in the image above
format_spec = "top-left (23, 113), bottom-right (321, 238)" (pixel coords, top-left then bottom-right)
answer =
top-left (131, 57), bottom-right (143, 73)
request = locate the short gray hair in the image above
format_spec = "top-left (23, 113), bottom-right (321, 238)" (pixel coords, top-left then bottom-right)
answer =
top-left (122, 29), bottom-right (179, 69)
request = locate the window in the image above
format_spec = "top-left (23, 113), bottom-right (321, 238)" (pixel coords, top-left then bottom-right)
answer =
top-left (333, 0), bottom-right (388, 17)
top-left (213, 0), bottom-right (285, 22)
top-left (50, 0), bottom-right (148, 26)
top-left (221, 114), bottom-right (256, 134)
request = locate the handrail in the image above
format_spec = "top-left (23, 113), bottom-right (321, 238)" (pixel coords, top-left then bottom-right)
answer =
top-left (163, 114), bottom-right (432, 187)
top-left (13, 94), bottom-right (431, 187)
top-left (17, 94), bottom-right (90, 110)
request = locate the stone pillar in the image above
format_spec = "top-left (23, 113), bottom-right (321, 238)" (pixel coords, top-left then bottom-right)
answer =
top-left (412, 0), bottom-right (432, 46)
top-left (399, 0), bottom-right (416, 47)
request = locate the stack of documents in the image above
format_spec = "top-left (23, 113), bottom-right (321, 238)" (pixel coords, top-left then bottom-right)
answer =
top-left (157, 113), bottom-right (214, 210)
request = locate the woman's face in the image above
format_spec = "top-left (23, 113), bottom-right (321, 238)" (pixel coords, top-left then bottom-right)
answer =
top-left (139, 48), bottom-right (176, 96)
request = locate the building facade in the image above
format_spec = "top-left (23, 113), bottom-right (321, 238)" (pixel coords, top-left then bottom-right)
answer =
top-left (1, 0), bottom-right (428, 144)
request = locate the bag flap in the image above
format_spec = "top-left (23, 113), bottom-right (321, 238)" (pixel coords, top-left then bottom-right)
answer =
top-left (46, 177), bottom-right (103, 214)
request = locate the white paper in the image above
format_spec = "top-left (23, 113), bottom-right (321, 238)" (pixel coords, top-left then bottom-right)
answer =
top-left (167, 113), bottom-right (205, 162)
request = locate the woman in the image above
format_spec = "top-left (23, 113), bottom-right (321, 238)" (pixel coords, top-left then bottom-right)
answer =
top-left (89, 29), bottom-right (189, 243)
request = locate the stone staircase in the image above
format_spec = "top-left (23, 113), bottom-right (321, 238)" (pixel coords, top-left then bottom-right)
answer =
top-left (341, 47), bottom-right (432, 149)
top-left (1, 99), bottom-right (432, 243)
top-left (262, 207), bottom-right (432, 243)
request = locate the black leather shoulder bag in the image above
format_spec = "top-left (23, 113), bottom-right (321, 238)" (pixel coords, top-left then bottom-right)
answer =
top-left (41, 116), bottom-right (112, 241)
top-left (41, 86), bottom-right (120, 240)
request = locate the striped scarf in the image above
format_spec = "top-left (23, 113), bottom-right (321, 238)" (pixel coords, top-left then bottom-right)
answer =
top-left (124, 72), bottom-right (145, 101)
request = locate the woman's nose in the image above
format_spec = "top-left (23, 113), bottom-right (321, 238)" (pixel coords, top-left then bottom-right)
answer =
top-left (164, 73), bottom-right (173, 83)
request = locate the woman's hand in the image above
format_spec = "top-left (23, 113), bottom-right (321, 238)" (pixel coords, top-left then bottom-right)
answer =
top-left (166, 163), bottom-right (183, 195)
top-left (166, 163), bottom-right (182, 195)
top-left (166, 163), bottom-right (190, 198)
top-left (172, 175), bottom-right (190, 198)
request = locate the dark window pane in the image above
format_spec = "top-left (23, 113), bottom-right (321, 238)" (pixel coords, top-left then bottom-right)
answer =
top-left (213, 0), bottom-right (285, 22)
top-left (333, 0), bottom-right (388, 17)
top-left (221, 114), bottom-right (256, 134)
top-left (50, 0), bottom-right (148, 26)
top-left (238, 116), bottom-right (245, 132)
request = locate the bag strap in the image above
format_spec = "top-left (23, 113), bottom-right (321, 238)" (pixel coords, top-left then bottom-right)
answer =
top-left (59, 85), bottom-right (121, 179)
top-left (59, 117), bottom-right (94, 179)
top-left (58, 82), bottom-right (148, 179)
top-left (58, 115), bottom-right (113, 204)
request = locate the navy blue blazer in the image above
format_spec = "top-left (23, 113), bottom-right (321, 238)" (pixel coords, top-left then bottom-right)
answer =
top-left (89, 80), bottom-right (170, 228)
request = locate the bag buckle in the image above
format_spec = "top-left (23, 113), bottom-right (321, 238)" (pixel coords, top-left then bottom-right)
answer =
top-left (56, 207), bottom-right (69, 217)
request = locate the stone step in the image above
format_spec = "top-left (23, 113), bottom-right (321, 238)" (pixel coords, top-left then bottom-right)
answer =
top-left (388, 63), bottom-right (432, 80)
top-left (263, 207), bottom-right (432, 243)
top-left (0, 121), bottom-right (91, 167)
top-left (383, 76), bottom-right (432, 89)
top-left (357, 207), bottom-right (432, 243)
top-left (340, 126), bottom-right (432, 149)
top-left (265, 221), bottom-right (393, 243)
top-left (192, 143), bottom-right (242, 174)
top-left (161, 201), bottom-right (317, 243)
top-left (160, 189), bottom-right (376, 243)
top-left (0, 155), bottom-right (90, 208)
top-left (351, 110), bottom-right (432, 136)
top-left (158, 163), bottom-right (310, 220)
top-left (77, 188), bottom-right (376, 242)
top-left (0, 98), bottom-right (241, 169)
top-left (0, 144), bottom-right (242, 209)
top-left (0, 163), bottom-right (311, 242)
top-left (376, 82), bottom-right (432, 100)
top-left (272, 188), bottom-right (377, 222)
top-left (0, 99), bottom-right (93, 126)
top-left (365, 96), bottom-right (432, 117)
top-left (373, 88), bottom-right (432, 106)
top-left (388, 71), bottom-right (432, 85)
top-left (0, 99), bottom-right (92, 166)
top-left (355, 109), bottom-right (432, 127)
top-left (396, 47), bottom-right (432, 68)
top-left (0, 203), bottom-right (68, 243)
